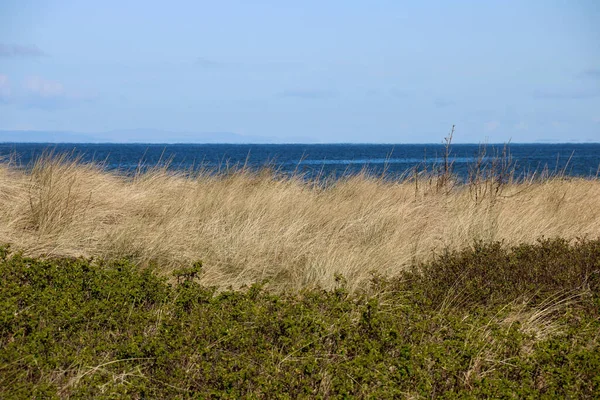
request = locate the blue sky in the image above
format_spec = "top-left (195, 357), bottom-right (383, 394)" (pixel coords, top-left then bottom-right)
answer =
top-left (0, 0), bottom-right (599, 143)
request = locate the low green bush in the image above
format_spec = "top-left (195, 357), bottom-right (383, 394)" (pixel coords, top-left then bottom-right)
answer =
top-left (401, 237), bottom-right (600, 309)
top-left (1, 239), bottom-right (599, 398)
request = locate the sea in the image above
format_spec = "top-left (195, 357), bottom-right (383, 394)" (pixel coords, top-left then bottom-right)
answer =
top-left (1, 143), bottom-right (599, 181)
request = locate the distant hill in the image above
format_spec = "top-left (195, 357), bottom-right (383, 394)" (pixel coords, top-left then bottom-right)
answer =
top-left (0, 129), bottom-right (315, 144)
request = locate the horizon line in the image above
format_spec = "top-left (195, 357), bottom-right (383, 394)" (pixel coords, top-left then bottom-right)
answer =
top-left (2, 141), bottom-right (600, 145)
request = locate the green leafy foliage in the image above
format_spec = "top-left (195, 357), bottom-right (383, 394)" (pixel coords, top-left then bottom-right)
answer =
top-left (402, 238), bottom-right (600, 309)
top-left (1, 239), bottom-right (599, 398)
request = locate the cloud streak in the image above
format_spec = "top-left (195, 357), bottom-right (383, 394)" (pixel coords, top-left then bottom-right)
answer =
top-left (0, 43), bottom-right (47, 58)
top-left (434, 98), bottom-right (455, 108)
top-left (533, 88), bottom-right (600, 100)
top-left (279, 89), bottom-right (337, 99)
top-left (0, 75), bottom-right (96, 109)
top-left (25, 76), bottom-right (66, 98)
top-left (390, 88), bottom-right (411, 98)
top-left (484, 121), bottom-right (500, 132)
top-left (194, 57), bottom-right (228, 69)
top-left (514, 121), bottom-right (528, 130)
top-left (194, 57), bottom-right (301, 73)
top-left (578, 68), bottom-right (600, 79)
top-left (22, 76), bottom-right (96, 109)
top-left (0, 74), bottom-right (11, 102)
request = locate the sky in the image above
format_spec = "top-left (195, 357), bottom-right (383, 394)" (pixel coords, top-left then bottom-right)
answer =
top-left (0, 0), bottom-right (599, 143)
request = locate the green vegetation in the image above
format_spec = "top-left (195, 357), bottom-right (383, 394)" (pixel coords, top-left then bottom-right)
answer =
top-left (1, 239), bottom-right (599, 398)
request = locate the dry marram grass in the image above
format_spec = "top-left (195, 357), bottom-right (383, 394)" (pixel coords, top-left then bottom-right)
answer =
top-left (1, 155), bottom-right (599, 291)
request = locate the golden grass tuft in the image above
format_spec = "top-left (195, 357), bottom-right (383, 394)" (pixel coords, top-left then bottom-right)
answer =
top-left (462, 291), bottom-right (583, 387)
top-left (1, 155), bottom-right (599, 291)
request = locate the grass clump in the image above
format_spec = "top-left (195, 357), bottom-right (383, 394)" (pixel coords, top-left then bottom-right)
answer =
top-left (1, 239), bottom-right (599, 398)
top-left (1, 155), bottom-right (599, 291)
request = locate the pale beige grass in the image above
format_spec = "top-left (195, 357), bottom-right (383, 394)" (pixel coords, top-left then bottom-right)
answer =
top-left (461, 290), bottom-right (585, 387)
top-left (1, 156), bottom-right (599, 291)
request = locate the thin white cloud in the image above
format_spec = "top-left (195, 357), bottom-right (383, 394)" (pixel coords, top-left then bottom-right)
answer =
top-left (193, 57), bottom-right (301, 72)
top-left (0, 74), bottom-right (11, 101)
top-left (25, 76), bottom-right (65, 97)
top-left (279, 89), bottom-right (337, 99)
top-left (20, 76), bottom-right (95, 109)
top-left (434, 98), bottom-right (455, 108)
top-left (579, 68), bottom-right (600, 79)
top-left (533, 88), bottom-right (600, 100)
top-left (194, 57), bottom-right (226, 68)
top-left (514, 121), bottom-right (528, 130)
top-left (484, 121), bottom-right (500, 132)
top-left (0, 43), bottom-right (47, 58)
top-left (390, 88), bottom-right (411, 98)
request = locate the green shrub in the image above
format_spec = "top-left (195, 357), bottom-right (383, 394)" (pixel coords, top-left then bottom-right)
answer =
top-left (1, 240), bottom-right (599, 398)
top-left (401, 238), bottom-right (600, 309)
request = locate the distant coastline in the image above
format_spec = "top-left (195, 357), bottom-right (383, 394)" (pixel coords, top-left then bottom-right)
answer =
top-left (1, 130), bottom-right (598, 145)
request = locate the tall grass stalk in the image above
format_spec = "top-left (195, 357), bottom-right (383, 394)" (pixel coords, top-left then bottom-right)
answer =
top-left (0, 151), bottom-right (599, 291)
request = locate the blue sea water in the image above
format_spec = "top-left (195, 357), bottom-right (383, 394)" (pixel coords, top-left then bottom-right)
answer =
top-left (1, 143), bottom-right (599, 180)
